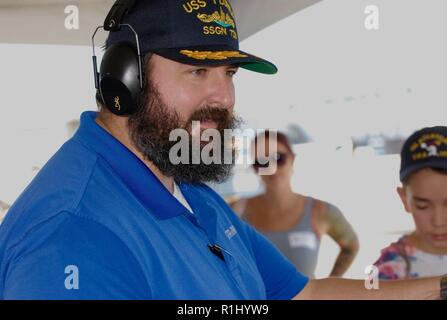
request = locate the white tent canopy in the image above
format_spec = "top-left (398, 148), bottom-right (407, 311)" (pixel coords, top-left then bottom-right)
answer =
top-left (0, 0), bottom-right (321, 45)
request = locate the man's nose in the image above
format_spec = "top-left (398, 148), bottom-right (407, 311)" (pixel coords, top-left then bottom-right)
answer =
top-left (205, 70), bottom-right (235, 110)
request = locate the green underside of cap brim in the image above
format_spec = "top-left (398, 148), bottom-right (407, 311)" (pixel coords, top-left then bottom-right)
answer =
top-left (239, 61), bottom-right (278, 75)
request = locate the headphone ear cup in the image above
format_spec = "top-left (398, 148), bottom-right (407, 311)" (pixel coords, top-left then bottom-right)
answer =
top-left (99, 42), bottom-right (142, 115)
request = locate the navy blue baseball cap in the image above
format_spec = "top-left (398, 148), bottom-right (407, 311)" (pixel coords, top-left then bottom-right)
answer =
top-left (400, 126), bottom-right (447, 182)
top-left (105, 0), bottom-right (278, 74)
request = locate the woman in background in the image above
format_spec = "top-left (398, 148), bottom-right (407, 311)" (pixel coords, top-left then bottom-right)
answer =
top-left (231, 130), bottom-right (359, 278)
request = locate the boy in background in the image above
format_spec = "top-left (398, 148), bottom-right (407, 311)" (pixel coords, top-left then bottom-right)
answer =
top-left (374, 126), bottom-right (447, 279)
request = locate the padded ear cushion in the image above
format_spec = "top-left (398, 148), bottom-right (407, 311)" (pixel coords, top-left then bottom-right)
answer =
top-left (99, 42), bottom-right (142, 115)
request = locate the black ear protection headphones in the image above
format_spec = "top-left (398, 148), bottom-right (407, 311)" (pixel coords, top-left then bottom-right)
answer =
top-left (92, 0), bottom-right (144, 116)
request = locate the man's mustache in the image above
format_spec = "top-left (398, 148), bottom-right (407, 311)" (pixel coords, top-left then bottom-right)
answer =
top-left (184, 107), bottom-right (233, 131)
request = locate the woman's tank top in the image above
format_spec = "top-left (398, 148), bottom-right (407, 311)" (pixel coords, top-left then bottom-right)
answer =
top-left (240, 197), bottom-right (321, 278)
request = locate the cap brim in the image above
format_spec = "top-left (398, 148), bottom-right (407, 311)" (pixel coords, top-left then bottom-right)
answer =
top-left (152, 46), bottom-right (278, 75)
top-left (400, 159), bottom-right (447, 182)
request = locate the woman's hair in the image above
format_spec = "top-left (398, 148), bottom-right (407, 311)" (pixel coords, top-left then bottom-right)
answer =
top-left (253, 130), bottom-right (294, 155)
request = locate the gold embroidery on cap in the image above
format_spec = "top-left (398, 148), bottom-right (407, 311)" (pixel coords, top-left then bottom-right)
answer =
top-left (182, 0), bottom-right (238, 39)
top-left (410, 133), bottom-right (447, 161)
top-left (180, 50), bottom-right (248, 60)
top-left (197, 7), bottom-right (235, 28)
top-left (217, 0), bottom-right (235, 20)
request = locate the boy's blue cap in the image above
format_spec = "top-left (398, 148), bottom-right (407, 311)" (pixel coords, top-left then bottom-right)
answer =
top-left (106, 0), bottom-right (278, 74)
top-left (400, 126), bottom-right (447, 182)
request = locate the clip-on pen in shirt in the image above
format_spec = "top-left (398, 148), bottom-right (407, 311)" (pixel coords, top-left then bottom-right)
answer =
top-left (208, 244), bottom-right (225, 261)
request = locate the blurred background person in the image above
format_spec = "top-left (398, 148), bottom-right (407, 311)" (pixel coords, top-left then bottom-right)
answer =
top-left (374, 126), bottom-right (447, 279)
top-left (231, 130), bottom-right (359, 278)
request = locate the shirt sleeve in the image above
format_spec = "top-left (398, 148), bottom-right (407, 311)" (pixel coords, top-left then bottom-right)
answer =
top-left (373, 244), bottom-right (408, 280)
top-left (2, 211), bottom-right (151, 300)
top-left (240, 220), bottom-right (309, 300)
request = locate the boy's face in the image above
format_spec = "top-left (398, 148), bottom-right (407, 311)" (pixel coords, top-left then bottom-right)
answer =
top-left (397, 168), bottom-right (447, 252)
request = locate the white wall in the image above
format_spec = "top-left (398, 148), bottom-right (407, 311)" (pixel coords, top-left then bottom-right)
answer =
top-left (0, 44), bottom-right (98, 204)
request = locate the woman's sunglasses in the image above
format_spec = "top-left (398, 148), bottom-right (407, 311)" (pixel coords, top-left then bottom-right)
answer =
top-left (252, 152), bottom-right (288, 169)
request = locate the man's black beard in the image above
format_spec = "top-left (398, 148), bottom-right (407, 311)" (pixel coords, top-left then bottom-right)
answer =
top-left (128, 80), bottom-right (240, 184)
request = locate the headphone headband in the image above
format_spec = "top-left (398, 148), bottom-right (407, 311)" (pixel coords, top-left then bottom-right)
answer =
top-left (104, 0), bottom-right (137, 31)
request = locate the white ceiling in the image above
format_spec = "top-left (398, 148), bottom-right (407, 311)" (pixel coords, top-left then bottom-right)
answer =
top-left (0, 0), bottom-right (321, 45)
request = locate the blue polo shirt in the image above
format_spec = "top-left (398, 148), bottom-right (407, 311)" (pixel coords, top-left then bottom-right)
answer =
top-left (0, 111), bottom-right (308, 300)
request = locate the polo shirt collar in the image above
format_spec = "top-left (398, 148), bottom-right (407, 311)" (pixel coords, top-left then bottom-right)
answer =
top-left (73, 111), bottom-right (187, 220)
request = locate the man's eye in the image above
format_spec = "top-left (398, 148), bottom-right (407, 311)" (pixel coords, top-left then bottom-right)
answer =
top-left (416, 204), bottom-right (429, 210)
top-left (192, 68), bottom-right (207, 76)
top-left (227, 69), bottom-right (238, 77)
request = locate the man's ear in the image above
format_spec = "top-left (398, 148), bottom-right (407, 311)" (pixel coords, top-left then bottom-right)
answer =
top-left (397, 186), bottom-right (411, 213)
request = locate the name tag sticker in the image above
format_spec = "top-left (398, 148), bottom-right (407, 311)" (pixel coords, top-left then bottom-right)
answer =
top-left (288, 231), bottom-right (317, 250)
